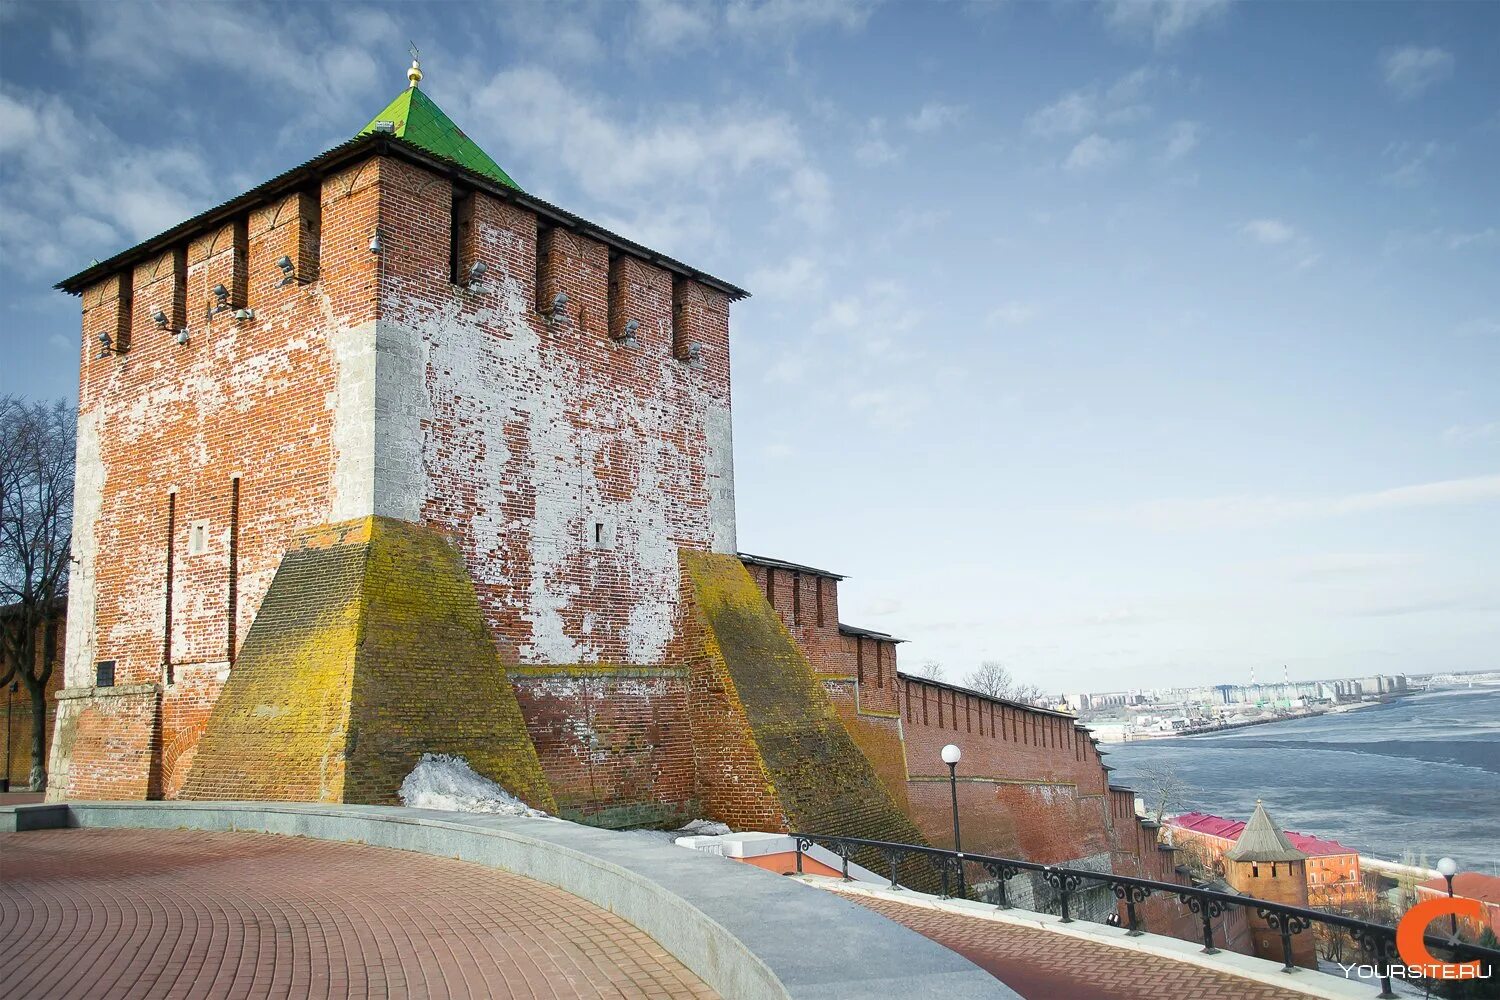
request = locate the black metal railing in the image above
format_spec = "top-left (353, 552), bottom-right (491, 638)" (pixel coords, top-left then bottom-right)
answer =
top-left (791, 832), bottom-right (1500, 999)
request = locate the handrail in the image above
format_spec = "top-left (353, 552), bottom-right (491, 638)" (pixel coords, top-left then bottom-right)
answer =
top-left (789, 832), bottom-right (1500, 1000)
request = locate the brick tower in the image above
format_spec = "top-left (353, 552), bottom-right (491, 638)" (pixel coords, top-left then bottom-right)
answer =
top-left (1222, 800), bottom-right (1318, 969)
top-left (48, 57), bottom-right (740, 807)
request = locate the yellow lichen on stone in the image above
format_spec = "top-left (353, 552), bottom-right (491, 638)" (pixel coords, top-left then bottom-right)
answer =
top-left (679, 550), bottom-right (928, 847)
top-left (183, 516), bottom-right (554, 811)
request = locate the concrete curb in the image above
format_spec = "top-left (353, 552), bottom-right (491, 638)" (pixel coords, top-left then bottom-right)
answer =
top-left (1, 801), bottom-right (1017, 1000)
top-left (801, 875), bottom-right (1375, 1000)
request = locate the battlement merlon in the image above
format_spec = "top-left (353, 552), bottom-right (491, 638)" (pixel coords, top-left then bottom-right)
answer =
top-left (56, 132), bottom-right (748, 303)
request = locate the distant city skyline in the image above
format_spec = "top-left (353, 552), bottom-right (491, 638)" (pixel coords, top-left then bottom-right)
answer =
top-left (1, 1), bottom-right (1496, 688)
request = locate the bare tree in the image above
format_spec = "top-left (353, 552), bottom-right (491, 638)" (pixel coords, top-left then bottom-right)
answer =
top-left (1310, 873), bottom-right (1392, 963)
top-left (1171, 835), bottom-right (1225, 885)
top-left (1133, 762), bottom-right (1190, 825)
top-left (913, 660), bottom-right (945, 680)
top-left (0, 397), bottom-right (74, 791)
top-left (965, 659), bottom-right (1047, 704)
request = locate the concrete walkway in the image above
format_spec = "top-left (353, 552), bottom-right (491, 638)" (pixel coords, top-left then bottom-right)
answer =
top-left (1, 827), bottom-right (715, 999)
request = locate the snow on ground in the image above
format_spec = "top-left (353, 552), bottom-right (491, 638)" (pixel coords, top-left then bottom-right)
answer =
top-left (675, 819), bottom-right (732, 837)
top-left (398, 754), bottom-right (551, 817)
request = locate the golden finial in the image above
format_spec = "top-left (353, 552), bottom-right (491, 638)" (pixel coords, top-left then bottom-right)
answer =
top-left (407, 41), bottom-right (423, 88)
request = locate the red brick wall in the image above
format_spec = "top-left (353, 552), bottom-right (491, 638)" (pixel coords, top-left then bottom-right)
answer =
top-left (379, 158), bottom-right (736, 669)
top-left (1226, 858), bottom-right (1318, 967)
top-left (60, 161), bottom-right (382, 800)
top-left (50, 685), bottom-right (161, 799)
top-left (895, 675), bottom-right (1117, 866)
top-left (510, 665), bottom-right (696, 828)
top-left (671, 563), bottom-right (786, 831)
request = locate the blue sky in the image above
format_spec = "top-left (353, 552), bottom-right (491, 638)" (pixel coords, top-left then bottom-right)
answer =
top-left (2, 1), bottom-right (1496, 692)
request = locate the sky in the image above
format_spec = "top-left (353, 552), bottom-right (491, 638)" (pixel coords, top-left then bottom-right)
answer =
top-left (1, 0), bottom-right (1496, 694)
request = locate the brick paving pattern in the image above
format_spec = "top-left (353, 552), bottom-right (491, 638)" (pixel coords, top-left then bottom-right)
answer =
top-left (850, 894), bottom-right (1313, 1000)
top-left (0, 829), bottom-right (718, 1000)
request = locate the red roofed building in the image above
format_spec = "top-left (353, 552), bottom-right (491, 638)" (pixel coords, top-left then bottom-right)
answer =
top-left (1166, 810), bottom-right (1367, 907)
top-left (1415, 873), bottom-right (1500, 936)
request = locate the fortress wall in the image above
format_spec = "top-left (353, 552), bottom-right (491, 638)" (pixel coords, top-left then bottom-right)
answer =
top-left (510, 664), bottom-right (697, 828)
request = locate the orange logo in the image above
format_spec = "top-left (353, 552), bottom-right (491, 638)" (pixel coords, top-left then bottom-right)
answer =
top-left (1396, 897), bottom-right (1483, 980)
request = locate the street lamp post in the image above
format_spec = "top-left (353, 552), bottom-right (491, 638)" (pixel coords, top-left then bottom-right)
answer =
top-left (1436, 857), bottom-right (1460, 936)
top-left (941, 744), bottom-right (964, 898)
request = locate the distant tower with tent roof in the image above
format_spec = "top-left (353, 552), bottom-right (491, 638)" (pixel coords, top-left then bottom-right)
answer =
top-left (1222, 800), bottom-right (1318, 969)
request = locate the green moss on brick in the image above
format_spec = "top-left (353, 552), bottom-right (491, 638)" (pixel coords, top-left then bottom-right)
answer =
top-left (681, 550), bottom-right (928, 847)
top-left (183, 516), bottom-right (554, 810)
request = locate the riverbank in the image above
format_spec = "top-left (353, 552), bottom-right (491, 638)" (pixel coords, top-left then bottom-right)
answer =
top-left (1090, 697), bottom-right (1388, 743)
top-left (1102, 688), bottom-right (1500, 871)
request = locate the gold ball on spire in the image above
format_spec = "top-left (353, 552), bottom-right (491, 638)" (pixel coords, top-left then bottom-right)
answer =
top-left (407, 59), bottom-right (423, 88)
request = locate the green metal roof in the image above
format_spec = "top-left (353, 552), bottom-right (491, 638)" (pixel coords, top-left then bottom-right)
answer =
top-left (360, 87), bottom-right (520, 190)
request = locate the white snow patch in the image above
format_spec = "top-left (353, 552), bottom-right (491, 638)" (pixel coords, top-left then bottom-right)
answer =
top-left (398, 753), bottom-right (551, 817)
top-left (676, 819), bottom-right (733, 836)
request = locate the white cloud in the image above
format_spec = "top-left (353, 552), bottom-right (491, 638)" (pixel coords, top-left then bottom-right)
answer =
top-left (1102, 0), bottom-right (1229, 47)
top-left (0, 85), bottom-right (216, 279)
top-left (633, 0), bottom-right (715, 50)
top-left (746, 256), bottom-right (826, 300)
top-left (813, 279), bottom-right (922, 339)
top-left (765, 356), bottom-right (810, 384)
top-left (1106, 66), bottom-right (1157, 105)
top-left (1029, 91), bottom-right (1099, 138)
top-left (905, 102), bottom-right (964, 133)
top-left (855, 119), bottom-right (901, 164)
top-left (65, 2), bottom-right (394, 123)
top-left (1163, 120), bottom-right (1201, 161)
top-left (762, 442), bottom-right (797, 460)
top-left (1240, 218), bottom-right (1296, 244)
top-left (987, 302), bottom-right (1038, 326)
top-left (1383, 227), bottom-right (1500, 254)
top-left (1443, 422), bottom-right (1499, 445)
top-left (596, 204), bottom-right (718, 259)
top-left (848, 387), bottom-right (924, 430)
top-left (889, 208), bottom-right (950, 238)
top-left (855, 137), bottom-right (898, 164)
top-left (725, 0), bottom-right (877, 37)
top-left (862, 596), bottom-right (904, 616)
top-left (1063, 134), bottom-right (1126, 172)
top-left (1027, 67), bottom-right (1157, 139)
top-left (1381, 140), bottom-right (1450, 187)
top-left (462, 66), bottom-right (829, 250)
top-left (775, 165), bottom-right (833, 228)
top-left (1454, 318), bottom-right (1500, 339)
top-left (1446, 228), bottom-right (1499, 250)
top-left (1280, 552), bottom-right (1417, 582)
top-left (1113, 474), bottom-right (1500, 530)
top-left (473, 67), bottom-right (805, 198)
top-left (1381, 46), bottom-right (1455, 101)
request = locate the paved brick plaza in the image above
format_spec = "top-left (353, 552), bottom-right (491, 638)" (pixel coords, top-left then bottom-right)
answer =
top-left (0, 829), bottom-right (717, 999)
top-left (850, 894), bottom-right (1311, 1000)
